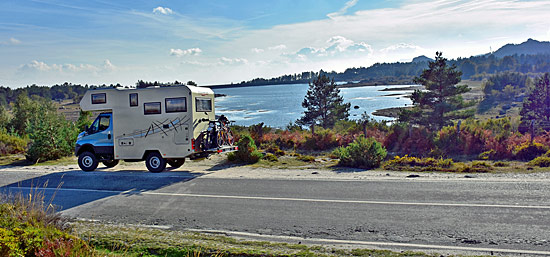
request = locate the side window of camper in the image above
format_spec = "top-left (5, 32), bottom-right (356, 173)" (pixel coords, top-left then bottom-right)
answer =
top-left (196, 98), bottom-right (212, 112)
top-left (91, 93), bottom-right (106, 104)
top-left (129, 93), bottom-right (138, 107)
top-left (165, 97), bottom-right (187, 113)
top-left (144, 102), bottom-right (161, 115)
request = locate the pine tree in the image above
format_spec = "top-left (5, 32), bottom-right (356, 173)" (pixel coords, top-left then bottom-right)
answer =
top-left (399, 52), bottom-right (472, 130)
top-left (297, 74), bottom-right (350, 129)
top-left (520, 73), bottom-right (550, 123)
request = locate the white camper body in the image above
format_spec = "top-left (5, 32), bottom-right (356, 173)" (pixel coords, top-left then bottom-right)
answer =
top-left (75, 85), bottom-right (232, 172)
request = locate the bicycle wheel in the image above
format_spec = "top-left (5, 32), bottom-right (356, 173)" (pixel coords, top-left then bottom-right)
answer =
top-left (226, 130), bottom-right (234, 146)
top-left (216, 130), bottom-right (224, 147)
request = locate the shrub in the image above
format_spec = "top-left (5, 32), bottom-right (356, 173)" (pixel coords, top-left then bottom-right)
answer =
top-left (513, 142), bottom-right (549, 161)
top-left (493, 161), bottom-right (509, 167)
top-left (25, 104), bottom-right (79, 163)
top-left (457, 161), bottom-right (493, 173)
top-left (382, 155), bottom-right (454, 171)
top-left (296, 154), bottom-right (316, 163)
top-left (333, 136), bottom-right (387, 169)
top-left (0, 130), bottom-right (27, 155)
top-left (528, 156), bottom-right (550, 167)
top-left (0, 192), bottom-right (92, 256)
top-left (263, 153), bottom-right (278, 162)
top-left (227, 135), bottom-right (263, 164)
top-left (262, 143), bottom-right (285, 156)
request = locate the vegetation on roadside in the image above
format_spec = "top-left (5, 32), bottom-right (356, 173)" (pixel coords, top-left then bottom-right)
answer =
top-left (0, 191), bottom-right (93, 256)
top-left (74, 221), bottom-right (480, 257)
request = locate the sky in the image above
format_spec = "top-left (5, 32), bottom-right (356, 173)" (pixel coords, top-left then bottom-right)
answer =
top-left (1, 0), bottom-right (550, 88)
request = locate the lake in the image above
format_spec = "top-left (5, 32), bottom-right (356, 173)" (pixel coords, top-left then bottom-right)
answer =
top-left (212, 83), bottom-right (414, 128)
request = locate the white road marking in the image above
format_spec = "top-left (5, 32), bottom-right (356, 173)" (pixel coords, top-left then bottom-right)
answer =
top-left (8, 186), bottom-right (550, 210)
top-left (187, 228), bottom-right (550, 256)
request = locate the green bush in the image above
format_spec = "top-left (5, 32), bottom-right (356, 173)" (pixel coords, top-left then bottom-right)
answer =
top-left (25, 103), bottom-right (79, 163)
top-left (264, 153), bottom-right (278, 162)
top-left (0, 192), bottom-right (92, 256)
top-left (333, 136), bottom-right (387, 169)
top-left (528, 156), bottom-right (550, 167)
top-left (0, 130), bottom-right (27, 155)
top-left (227, 135), bottom-right (263, 164)
top-left (493, 161), bottom-right (509, 167)
top-left (296, 154), bottom-right (316, 163)
top-left (383, 155), bottom-right (454, 171)
top-left (455, 161), bottom-right (493, 173)
top-left (513, 142), bottom-right (549, 161)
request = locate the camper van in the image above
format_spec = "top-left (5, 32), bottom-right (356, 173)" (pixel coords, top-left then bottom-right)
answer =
top-left (75, 85), bottom-right (236, 173)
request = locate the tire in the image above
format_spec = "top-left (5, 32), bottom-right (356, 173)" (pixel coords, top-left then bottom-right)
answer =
top-left (145, 152), bottom-right (166, 173)
top-left (167, 158), bottom-right (185, 168)
top-left (102, 160), bottom-right (119, 168)
top-left (226, 130), bottom-right (234, 146)
top-left (78, 151), bottom-right (98, 172)
top-left (216, 131), bottom-right (224, 147)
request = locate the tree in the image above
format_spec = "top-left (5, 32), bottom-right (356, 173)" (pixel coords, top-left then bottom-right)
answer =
top-left (25, 100), bottom-right (79, 163)
top-left (9, 94), bottom-right (41, 136)
top-left (399, 52), bottom-right (472, 130)
top-left (297, 74), bottom-right (350, 130)
top-left (520, 73), bottom-right (550, 123)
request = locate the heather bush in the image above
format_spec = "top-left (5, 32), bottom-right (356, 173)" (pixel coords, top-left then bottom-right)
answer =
top-left (457, 161), bottom-right (493, 173)
top-left (304, 128), bottom-right (339, 151)
top-left (263, 153), bottom-right (278, 162)
top-left (333, 136), bottom-right (387, 169)
top-left (528, 156), bottom-right (550, 167)
top-left (227, 135), bottom-right (263, 164)
top-left (384, 124), bottom-right (434, 156)
top-left (296, 154), bottom-right (316, 163)
top-left (0, 192), bottom-right (92, 256)
top-left (513, 142), bottom-right (549, 161)
top-left (0, 130), bottom-right (27, 155)
top-left (383, 155), bottom-right (454, 171)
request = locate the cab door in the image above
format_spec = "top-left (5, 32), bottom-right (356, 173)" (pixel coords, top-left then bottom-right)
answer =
top-left (86, 113), bottom-right (114, 158)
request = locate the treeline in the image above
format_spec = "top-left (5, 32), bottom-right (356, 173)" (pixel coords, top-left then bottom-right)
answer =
top-left (229, 53), bottom-right (550, 87)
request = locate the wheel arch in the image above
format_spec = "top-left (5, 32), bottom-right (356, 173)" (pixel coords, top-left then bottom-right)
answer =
top-left (77, 144), bottom-right (95, 156)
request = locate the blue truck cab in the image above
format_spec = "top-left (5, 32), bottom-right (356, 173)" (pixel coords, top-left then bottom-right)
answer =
top-left (75, 112), bottom-right (118, 171)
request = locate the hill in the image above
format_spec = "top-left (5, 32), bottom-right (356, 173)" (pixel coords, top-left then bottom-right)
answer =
top-left (493, 38), bottom-right (550, 58)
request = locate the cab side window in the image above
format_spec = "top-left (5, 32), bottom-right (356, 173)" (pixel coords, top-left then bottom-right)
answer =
top-left (89, 115), bottom-right (111, 134)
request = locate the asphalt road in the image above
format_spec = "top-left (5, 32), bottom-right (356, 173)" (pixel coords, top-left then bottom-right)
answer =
top-left (2, 169), bottom-right (550, 256)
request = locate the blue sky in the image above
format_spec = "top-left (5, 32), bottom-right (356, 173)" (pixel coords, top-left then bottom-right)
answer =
top-left (1, 0), bottom-right (549, 87)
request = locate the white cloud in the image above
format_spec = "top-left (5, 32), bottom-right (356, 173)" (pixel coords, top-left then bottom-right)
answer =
top-left (286, 36), bottom-right (372, 61)
top-left (218, 57), bottom-right (248, 65)
top-left (153, 6), bottom-right (173, 15)
top-left (18, 60), bottom-right (116, 74)
top-left (170, 48), bottom-right (202, 57)
top-left (251, 48), bottom-right (264, 53)
top-left (1, 37), bottom-right (21, 45)
top-left (268, 44), bottom-right (287, 51)
top-left (327, 0), bottom-right (358, 19)
top-left (379, 43), bottom-right (429, 62)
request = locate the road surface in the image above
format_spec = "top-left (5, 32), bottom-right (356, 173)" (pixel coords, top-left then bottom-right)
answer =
top-left (1, 165), bottom-right (550, 256)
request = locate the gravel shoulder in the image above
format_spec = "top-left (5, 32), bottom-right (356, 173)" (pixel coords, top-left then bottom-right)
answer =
top-left (2, 153), bottom-right (550, 183)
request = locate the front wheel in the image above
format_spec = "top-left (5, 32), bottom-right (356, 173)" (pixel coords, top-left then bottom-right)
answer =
top-left (167, 158), bottom-right (185, 168)
top-left (145, 152), bottom-right (166, 173)
top-left (78, 151), bottom-right (98, 172)
top-left (102, 160), bottom-right (119, 168)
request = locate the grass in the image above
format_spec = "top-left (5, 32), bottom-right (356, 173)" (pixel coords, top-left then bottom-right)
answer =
top-left (73, 221), bottom-right (485, 257)
top-left (33, 155), bottom-right (77, 166)
top-left (0, 154), bottom-right (26, 166)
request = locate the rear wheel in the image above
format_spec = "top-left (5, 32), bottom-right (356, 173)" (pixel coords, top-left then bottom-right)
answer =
top-left (102, 160), bottom-right (119, 168)
top-left (226, 130), bottom-right (234, 146)
top-left (145, 152), bottom-right (166, 173)
top-left (78, 151), bottom-right (98, 172)
top-left (167, 158), bottom-right (185, 168)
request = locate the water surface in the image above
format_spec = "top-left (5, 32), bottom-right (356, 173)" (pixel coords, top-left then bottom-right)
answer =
top-left (213, 83), bottom-right (413, 128)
